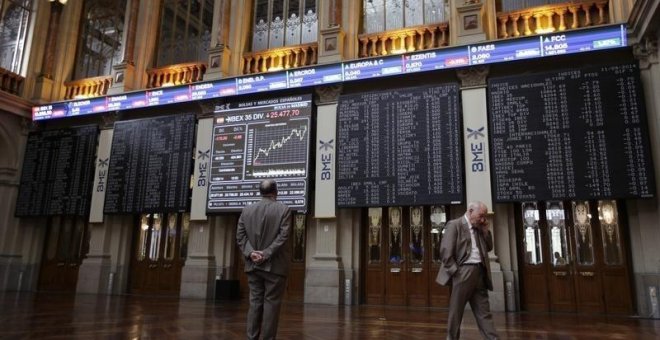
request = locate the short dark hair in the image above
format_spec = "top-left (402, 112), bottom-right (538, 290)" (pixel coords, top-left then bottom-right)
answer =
top-left (259, 179), bottom-right (277, 196)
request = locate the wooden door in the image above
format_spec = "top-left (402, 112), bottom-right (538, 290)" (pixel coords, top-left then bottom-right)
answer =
top-left (363, 206), bottom-right (451, 307)
top-left (364, 207), bottom-right (385, 304)
top-left (544, 201), bottom-right (577, 313)
top-left (428, 206), bottom-right (451, 308)
top-left (38, 216), bottom-right (89, 292)
top-left (285, 213), bottom-right (307, 302)
top-left (519, 200), bottom-right (633, 315)
top-left (385, 207), bottom-right (406, 306)
top-left (129, 213), bottom-right (187, 295)
top-left (517, 202), bottom-right (550, 312)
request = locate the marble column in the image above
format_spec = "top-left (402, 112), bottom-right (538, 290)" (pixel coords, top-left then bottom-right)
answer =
top-left (205, 0), bottom-right (232, 80)
top-left (457, 66), bottom-right (506, 311)
top-left (305, 85), bottom-right (344, 305)
top-left (630, 33), bottom-right (660, 318)
top-left (109, 0), bottom-right (141, 94)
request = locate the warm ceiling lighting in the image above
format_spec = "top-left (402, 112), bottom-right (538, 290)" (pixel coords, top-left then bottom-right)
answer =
top-left (49, 0), bottom-right (68, 4)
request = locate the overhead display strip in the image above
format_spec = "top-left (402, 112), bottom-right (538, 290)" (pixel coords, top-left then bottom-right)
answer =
top-left (33, 24), bottom-right (627, 121)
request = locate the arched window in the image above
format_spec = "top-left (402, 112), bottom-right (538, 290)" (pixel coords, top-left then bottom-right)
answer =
top-left (362, 0), bottom-right (447, 34)
top-left (252, 0), bottom-right (317, 52)
top-left (0, 0), bottom-right (34, 74)
top-left (74, 0), bottom-right (126, 79)
top-left (156, 0), bottom-right (213, 67)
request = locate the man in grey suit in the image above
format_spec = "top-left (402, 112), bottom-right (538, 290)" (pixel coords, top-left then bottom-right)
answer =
top-left (436, 201), bottom-right (498, 340)
top-left (237, 179), bottom-right (292, 340)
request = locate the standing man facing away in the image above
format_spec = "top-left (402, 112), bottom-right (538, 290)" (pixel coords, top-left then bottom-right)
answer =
top-left (237, 179), bottom-right (292, 340)
top-left (436, 201), bottom-right (498, 340)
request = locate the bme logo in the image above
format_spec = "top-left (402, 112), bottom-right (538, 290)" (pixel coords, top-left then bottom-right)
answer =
top-left (466, 127), bottom-right (486, 172)
top-left (319, 139), bottom-right (334, 180)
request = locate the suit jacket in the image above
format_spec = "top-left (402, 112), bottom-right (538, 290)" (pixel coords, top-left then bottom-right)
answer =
top-left (236, 197), bottom-right (292, 276)
top-left (435, 215), bottom-right (494, 290)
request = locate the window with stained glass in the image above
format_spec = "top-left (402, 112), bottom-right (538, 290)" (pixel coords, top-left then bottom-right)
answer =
top-left (156, 0), bottom-right (213, 66)
top-left (362, 0), bottom-right (447, 34)
top-left (0, 0), bottom-right (34, 74)
top-left (75, 0), bottom-right (127, 79)
top-left (252, 0), bottom-right (317, 52)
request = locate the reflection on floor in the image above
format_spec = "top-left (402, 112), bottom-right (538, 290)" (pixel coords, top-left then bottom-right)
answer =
top-left (1, 292), bottom-right (659, 339)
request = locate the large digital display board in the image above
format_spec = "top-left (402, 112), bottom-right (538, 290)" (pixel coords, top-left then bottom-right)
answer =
top-left (33, 24), bottom-right (627, 120)
top-left (207, 95), bottom-right (312, 212)
top-left (336, 84), bottom-right (464, 207)
top-left (15, 125), bottom-right (98, 216)
top-left (104, 114), bottom-right (195, 214)
top-left (489, 63), bottom-right (656, 202)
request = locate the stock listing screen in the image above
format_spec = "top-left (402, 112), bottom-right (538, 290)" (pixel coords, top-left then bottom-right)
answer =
top-left (489, 63), bottom-right (656, 202)
top-left (104, 114), bottom-right (195, 214)
top-left (207, 95), bottom-right (312, 213)
top-left (336, 84), bottom-right (464, 207)
top-left (15, 125), bottom-right (98, 216)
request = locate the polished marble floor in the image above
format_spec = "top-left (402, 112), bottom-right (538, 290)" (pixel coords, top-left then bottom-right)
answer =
top-left (1, 292), bottom-right (659, 339)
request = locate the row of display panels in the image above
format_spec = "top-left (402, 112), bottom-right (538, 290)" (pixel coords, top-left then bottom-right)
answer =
top-left (16, 61), bottom-right (656, 217)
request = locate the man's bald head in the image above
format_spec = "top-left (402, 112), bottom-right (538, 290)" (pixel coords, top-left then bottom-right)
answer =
top-left (259, 179), bottom-right (278, 197)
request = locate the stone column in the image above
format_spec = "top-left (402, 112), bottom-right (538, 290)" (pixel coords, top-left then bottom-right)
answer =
top-left (630, 33), bottom-right (660, 318)
top-left (205, 0), bottom-right (232, 80)
top-left (318, 0), bottom-right (345, 64)
top-left (180, 113), bottom-right (216, 299)
top-left (453, 0), bottom-right (487, 44)
top-left (305, 85), bottom-right (344, 305)
top-left (33, 1), bottom-right (66, 101)
top-left (457, 66), bottom-right (505, 311)
top-left (77, 118), bottom-right (115, 294)
top-left (109, 0), bottom-right (140, 94)
top-left (0, 116), bottom-right (28, 291)
top-left (180, 219), bottom-right (216, 299)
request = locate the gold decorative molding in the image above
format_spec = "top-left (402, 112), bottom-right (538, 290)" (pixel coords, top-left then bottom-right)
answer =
top-left (63, 76), bottom-right (112, 100)
top-left (633, 35), bottom-right (659, 70)
top-left (358, 22), bottom-right (449, 58)
top-left (456, 66), bottom-right (489, 88)
top-left (314, 84), bottom-right (343, 105)
top-left (0, 67), bottom-right (24, 96)
top-left (242, 43), bottom-right (318, 75)
top-left (101, 113), bottom-right (118, 130)
top-left (497, 0), bottom-right (609, 38)
top-left (146, 62), bottom-right (207, 88)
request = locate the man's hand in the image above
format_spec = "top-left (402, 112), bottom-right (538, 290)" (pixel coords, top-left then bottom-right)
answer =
top-left (479, 220), bottom-right (490, 234)
top-left (250, 250), bottom-right (265, 264)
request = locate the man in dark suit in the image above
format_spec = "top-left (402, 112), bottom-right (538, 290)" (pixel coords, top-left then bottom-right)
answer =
top-left (237, 179), bottom-right (292, 340)
top-left (436, 201), bottom-right (498, 340)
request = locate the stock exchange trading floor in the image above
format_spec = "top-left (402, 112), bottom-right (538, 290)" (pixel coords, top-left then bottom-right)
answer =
top-left (1, 292), bottom-right (659, 339)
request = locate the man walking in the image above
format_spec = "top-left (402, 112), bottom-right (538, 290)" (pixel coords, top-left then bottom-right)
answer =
top-left (237, 179), bottom-right (292, 340)
top-left (436, 201), bottom-right (498, 340)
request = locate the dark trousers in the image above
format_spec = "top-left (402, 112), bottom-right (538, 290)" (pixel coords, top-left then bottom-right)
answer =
top-left (447, 264), bottom-right (498, 340)
top-left (246, 270), bottom-right (287, 340)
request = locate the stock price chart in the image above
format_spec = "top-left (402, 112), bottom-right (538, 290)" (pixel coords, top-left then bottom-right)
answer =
top-left (207, 95), bottom-right (312, 212)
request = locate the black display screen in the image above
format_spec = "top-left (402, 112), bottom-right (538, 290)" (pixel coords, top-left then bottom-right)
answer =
top-left (104, 114), bottom-right (195, 213)
top-left (489, 63), bottom-right (656, 202)
top-left (16, 125), bottom-right (98, 217)
top-left (336, 84), bottom-right (464, 207)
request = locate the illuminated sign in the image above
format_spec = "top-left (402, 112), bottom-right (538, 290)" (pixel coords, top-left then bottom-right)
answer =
top-left (33, 24), bottom-right (627, 120)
